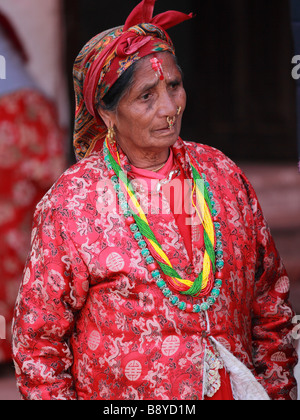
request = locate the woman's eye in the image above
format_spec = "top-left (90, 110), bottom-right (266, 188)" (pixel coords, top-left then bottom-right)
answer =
top-left (170, 81), bottom-right (180, 90)
top-left (141, 92), bottom-right (151, 101)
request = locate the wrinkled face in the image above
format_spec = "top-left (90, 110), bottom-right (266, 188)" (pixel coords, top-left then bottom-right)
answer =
top-left (100, 52), bottom-right (187, 162)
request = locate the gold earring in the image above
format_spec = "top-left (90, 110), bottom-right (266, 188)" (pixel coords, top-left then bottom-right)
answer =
top-left (177, 106), bottom-right (182, 116)
top-left (107, 126), bottom-right (116, 145)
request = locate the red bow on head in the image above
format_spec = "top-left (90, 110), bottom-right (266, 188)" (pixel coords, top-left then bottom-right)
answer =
top-left (124, 0), bottom-right (194, 31)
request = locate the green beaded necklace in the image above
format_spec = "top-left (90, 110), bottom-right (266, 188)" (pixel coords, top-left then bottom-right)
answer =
top-left (103, 140), bottom-right (224, 313)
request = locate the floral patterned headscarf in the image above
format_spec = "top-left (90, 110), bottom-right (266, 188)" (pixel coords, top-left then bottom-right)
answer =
top-left (73, 0), bottom-right (193, 161)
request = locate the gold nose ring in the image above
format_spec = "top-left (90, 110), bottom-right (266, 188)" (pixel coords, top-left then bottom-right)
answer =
top-left (167, 116), bottom-right (176, 130)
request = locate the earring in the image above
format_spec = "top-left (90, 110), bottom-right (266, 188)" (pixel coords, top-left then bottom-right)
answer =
top-left (177, 106), bottom-right (182, 116)
top-left (107, 126), bottom-right (116, 145)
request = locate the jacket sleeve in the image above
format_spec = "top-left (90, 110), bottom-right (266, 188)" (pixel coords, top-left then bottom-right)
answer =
top-left (240, 173), bottom-right (298, 400)
top-left (12, 199), bottom-right (89, 400)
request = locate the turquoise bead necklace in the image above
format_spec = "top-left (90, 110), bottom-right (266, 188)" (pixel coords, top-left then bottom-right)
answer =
top-left (103, 141), bottom-right (224, 313)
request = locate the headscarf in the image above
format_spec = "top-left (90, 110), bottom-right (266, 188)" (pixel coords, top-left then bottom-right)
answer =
top-left (73, 0), bottom-right (193, 161)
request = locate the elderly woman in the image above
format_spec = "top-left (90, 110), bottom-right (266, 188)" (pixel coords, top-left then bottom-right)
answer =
top-left (12, 0), bottom-right (297, 400)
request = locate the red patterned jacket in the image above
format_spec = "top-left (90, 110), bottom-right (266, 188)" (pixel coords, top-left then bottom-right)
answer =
top-left (12, 139), bottom-right (298, 400)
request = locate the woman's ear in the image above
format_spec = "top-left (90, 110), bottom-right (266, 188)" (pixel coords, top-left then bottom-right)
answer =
top-left (97, 106), bottom-right (116, 130)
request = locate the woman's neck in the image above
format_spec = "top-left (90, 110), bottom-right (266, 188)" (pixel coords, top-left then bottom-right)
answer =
top-left (119, 144), bottom-right (171, 172)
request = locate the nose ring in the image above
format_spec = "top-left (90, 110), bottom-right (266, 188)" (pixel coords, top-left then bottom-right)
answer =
top-left (167, 116), bottom-right (176, 130)
top-left (167, 107), bottom-right (182, 130)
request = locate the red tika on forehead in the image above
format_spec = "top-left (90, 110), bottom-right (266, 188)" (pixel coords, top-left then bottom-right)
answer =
top-left (150, 56), bottom-right (164, 80)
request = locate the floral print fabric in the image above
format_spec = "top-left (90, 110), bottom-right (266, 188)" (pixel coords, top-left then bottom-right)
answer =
top-left (12, 139), bottom-right (298, 400)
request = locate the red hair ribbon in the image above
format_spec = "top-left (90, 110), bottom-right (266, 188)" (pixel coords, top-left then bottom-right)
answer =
top-left (124, 0), bottom-right (194, 31)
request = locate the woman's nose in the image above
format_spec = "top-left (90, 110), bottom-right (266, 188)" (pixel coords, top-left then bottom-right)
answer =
top-left (158, 87), bottom-right (178, 117)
